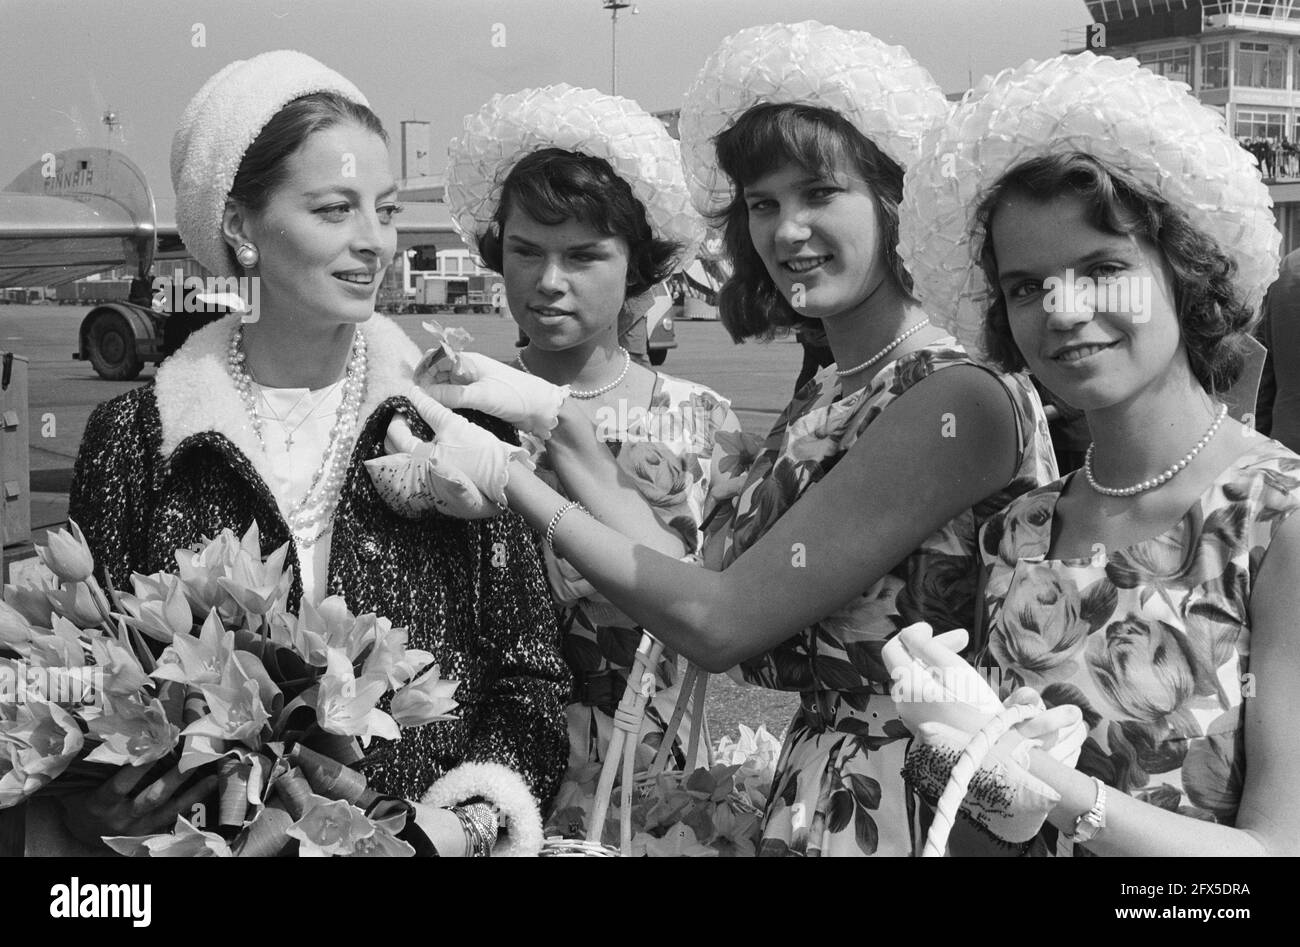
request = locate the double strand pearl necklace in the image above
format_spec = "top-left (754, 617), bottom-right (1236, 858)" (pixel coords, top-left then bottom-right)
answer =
top-left (228, 324), bottom-right (368, 546)
top-left (1084, 403), bottom-right (1227, 497)
top-left (834, 319), bottom-right (931, 378)
top-left (516, 346), bottom-right (631, 399)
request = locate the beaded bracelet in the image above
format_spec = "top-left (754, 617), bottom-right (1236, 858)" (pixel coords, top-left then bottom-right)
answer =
top-left (544, 500), bottom-right (586, 551)
top-left (452, 803), bottom-right (499, 857)
top-left (452, 807), bottom-right (482, 857)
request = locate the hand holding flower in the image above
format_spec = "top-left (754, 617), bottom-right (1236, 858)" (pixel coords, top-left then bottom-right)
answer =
top-left (60, 762), bottom-right (219, 849)
top-left (414, 323), bottom-right (568, 440)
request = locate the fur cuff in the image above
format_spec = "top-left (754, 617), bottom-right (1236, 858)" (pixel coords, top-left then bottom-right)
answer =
top-left (421, 762), bottom-right (543, 857)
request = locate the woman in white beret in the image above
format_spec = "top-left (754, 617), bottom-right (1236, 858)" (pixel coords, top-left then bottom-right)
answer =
top-left (57, 51), bottom-right (568, 857)
top-left (898, 52), bottom-right (1300, 855)
top-left (404, 22), bottom-right (1062, 856)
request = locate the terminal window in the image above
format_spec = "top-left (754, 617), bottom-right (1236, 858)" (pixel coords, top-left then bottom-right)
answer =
top-left (1203, 42), bottom-right (1229, 89)
top-left (1139, 47), bottom-right (1191, 84)
top-left (1236, 40), bottom-right (1289, 88)
top-left (1235, 108), bottom-right (1288, 140)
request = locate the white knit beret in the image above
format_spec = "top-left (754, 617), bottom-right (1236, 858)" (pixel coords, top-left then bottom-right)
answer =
top-left (445, 84), bottom-right (704, 266)
top-left (170, 50), bottom-right (370, 278)
top-left (899, 52), bottom-right (1281, 363)
top-left (678, 20), bottom-right (951, 221)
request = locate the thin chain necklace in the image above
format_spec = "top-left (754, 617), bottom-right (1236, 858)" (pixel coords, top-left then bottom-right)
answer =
top-left (834, 319), bottom-right (931, 377)
top-left (1084, 403), bottom-right (1227, 497)
top-left (516, 346), bottom-right (631, 399)
top-left (227, 325), bottom-right (368, 546)
top-left (255, 379), bottom-right (345, 450)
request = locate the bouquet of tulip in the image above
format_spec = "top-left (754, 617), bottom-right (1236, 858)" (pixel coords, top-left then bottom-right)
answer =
top-left (624, 724), bottom-right (782, 857)
top-left (621, 760), bottom-right (764, 857)
top-left (545, 724), bottom-right (779, 857)
top-left (0, 520), bottom-right (459, 857)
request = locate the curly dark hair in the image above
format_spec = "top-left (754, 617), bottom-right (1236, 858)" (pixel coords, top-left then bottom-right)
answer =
top-left (475, 148), bottom-right (680, 298)
top-left (976, 152), bottom-right (1257, 394)
top-left (711, 102), bottom-right (914, 343)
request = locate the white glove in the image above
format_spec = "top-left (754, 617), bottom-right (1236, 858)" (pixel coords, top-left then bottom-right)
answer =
top-left (415, 348), bottom-right (568, 440)
top-left (365, 387), bottom-right (533, 518)
top-left (883, 622), bottom-right (1086, 845)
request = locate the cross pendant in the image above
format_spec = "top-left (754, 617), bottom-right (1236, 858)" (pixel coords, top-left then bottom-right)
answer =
top-left (284, 435), bottom-right (294, 449)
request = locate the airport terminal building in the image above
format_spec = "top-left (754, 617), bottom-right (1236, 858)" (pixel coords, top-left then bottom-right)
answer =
top-left (1070, 0), bottom-right (1300, 251)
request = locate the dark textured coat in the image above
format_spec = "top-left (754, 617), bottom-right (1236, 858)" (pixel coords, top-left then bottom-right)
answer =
top-left (67, 314), bottom-right (569, 810)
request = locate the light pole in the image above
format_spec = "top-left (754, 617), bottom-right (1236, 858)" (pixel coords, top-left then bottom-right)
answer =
top-left (602, 1), bottom-right (635, 95)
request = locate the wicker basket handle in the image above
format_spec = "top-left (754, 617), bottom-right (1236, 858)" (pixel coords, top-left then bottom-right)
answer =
top-left (585, 634), bottom-right (710, 854)
top-left (586, 632), bottom-right (662, 846)
top-left (921, 701), bottom-right (1040, 857)
top-left (647, 660), bottom-right (709, 778)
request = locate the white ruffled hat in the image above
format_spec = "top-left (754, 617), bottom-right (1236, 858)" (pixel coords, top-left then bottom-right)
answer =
top-left (899, 52), bottom-right (1281, 363)
top-left (678, 20), bottom-right (951, 221)
top-left (445, 84), bottom-right (704, 266)
top-left (171, 50), bottom-right (371, 278)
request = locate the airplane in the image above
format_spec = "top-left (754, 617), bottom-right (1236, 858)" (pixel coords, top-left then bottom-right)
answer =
top-left (0, 147), bottom-right (461, 379)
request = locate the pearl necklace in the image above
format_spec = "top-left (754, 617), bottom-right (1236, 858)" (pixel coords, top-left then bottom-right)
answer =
top-left (227, 325), bottom-right (368, 546)
top-left (1084, 403), bottom-right (1227, 497)
top-left (516, 347), bottom-right (631, 399)
top-left (834, 319), bottom-right (931, 378)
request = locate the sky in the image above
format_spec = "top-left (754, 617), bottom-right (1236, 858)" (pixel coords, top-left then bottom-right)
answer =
top-left (0, 0), bottom-right (1088, 200)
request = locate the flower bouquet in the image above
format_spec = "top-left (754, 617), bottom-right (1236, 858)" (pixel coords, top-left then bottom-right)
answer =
top-left (612, 723), bottom-right (781, 857)
top-left (0, 520), bottom-right (458, 857)
top-left (544, 736), bottom-right (776, 857)
top-left (621, 760), bottom-right (764, 857)
top-left (541, 637), bottom-right (777, 857)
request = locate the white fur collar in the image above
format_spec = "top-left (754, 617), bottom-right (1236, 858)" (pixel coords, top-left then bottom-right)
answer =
top-left (154, 312), bottom-right (419, 486)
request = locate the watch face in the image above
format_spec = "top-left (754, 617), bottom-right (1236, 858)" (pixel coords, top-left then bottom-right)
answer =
top-left (1070, 819), bottom-right (1101, 844)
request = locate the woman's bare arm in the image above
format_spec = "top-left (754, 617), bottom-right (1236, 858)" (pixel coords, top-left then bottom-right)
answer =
top-left (541, 400), bottom-right (686, 558)
top-left (506, 366), bottom-right (1018, 671)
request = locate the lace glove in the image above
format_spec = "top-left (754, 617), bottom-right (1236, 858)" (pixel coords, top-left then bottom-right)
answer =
top-left (415, 348), bottom-right (569, 441)
top-left (365, 387), bottom-right (532, 518)
top-left (883, 622), bottom-right (1086, 845)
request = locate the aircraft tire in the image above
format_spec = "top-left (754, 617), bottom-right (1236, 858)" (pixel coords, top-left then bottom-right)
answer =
top-left (87, 310), bottom-right (143, 380)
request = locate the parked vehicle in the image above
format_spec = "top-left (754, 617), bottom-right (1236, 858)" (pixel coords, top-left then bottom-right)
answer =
top-left (645, 281), bottom-right (679, 366)
top-left (408, 274), bottom-right (501, 314)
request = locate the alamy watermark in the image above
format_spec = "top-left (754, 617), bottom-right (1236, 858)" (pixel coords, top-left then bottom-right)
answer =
top-left (152, 268), bottom-right (260, 321)
top-left (1042, 270), bottom-right (1151, 322)
top-left (593, 400), bottom-right (714, 444)
top-left (50, 877), bottom-right (151, 927)
top-left (0, 660), bottom-right (104, 707)
top-left (889, 664), bottom-right (1013, 704)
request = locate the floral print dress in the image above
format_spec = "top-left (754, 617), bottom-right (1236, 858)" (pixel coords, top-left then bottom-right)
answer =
top-left (979, 437), bottom-right (1300, 853)
top-left (540, 372), bottom-right (754, 838)
top-left (706, 340), bottom-right (1058, 856)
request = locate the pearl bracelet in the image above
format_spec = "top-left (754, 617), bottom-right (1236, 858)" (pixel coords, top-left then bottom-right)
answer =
top-left (544, 500), bottom-right (586, 550)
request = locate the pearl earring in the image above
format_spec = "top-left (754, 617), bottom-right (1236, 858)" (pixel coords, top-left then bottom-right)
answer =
top-left (236, 243), bottom-right (259, 268)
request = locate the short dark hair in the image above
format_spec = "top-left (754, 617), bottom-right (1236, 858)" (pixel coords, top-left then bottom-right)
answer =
top-left (227, 91), bottom-right (388, 270)
top-left (711, 103), bottom-right (913, 343)
top-left (976, 152), bottom-right (1256, 394)
top-left (476, 148), bottom-right (679, 298)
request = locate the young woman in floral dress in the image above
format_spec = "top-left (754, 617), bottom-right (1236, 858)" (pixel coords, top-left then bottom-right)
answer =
top-left (899, 53), bottom-right (1300, 855)
top-left (399, 23), bottom-right (1060, 856)
top-left (425, 86), bottom-right (748, 838)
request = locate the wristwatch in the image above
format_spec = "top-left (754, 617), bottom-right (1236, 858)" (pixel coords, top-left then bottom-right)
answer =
top-left (1063, 776), bottom-right (1107, 844)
